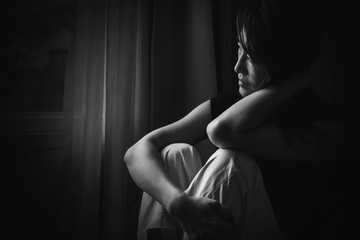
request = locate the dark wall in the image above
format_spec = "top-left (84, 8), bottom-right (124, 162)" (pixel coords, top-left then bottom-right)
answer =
top-left (0, 1), bottom-right (75, 239)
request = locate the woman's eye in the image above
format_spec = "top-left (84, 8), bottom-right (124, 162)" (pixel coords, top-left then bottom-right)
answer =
top-left (237, 42), bottom-right (252, 61)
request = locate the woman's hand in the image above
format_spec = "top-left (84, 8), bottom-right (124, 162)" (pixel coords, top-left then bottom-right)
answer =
top-left (168, 194), bottom-right (237, 240)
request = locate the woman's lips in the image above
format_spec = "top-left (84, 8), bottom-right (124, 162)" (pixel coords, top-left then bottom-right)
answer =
top-left (238, 77), bottom-right (247, 86)
top-left (238, 73), bottom-right (247, 86)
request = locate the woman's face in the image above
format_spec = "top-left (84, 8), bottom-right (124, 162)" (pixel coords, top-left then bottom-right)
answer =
top-left (234, 29), bottom-right (271, 97)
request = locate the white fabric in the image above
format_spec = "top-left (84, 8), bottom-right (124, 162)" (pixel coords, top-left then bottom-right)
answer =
top-left (137, 143), bottom-right (282, 240)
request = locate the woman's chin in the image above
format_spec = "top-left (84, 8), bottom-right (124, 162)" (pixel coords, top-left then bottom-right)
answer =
top-left (239, 87), bottom-right (251, 97)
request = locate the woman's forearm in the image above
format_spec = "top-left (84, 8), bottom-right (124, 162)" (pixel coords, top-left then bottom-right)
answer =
top-left (207, 71), bottom-right (315, 146)
top-left (211, 85), bottom-right (289, 131)
top-left (209, 72), bottom-right (314, 132)
top-left (125, 100), bottom-right (212, 212)
top-left (124, 139), bottom-right (185, 212)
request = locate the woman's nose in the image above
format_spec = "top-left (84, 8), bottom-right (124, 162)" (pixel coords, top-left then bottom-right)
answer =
top-left (234, 52), bottom-right (246, 74)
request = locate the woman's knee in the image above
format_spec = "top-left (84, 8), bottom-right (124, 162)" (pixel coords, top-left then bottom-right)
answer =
top-left (161, 143), bottom-right (196, 158)
top-left (161, 143), bottom-right (200, 165)
top-left (161, 143), bottom-right (202, 189)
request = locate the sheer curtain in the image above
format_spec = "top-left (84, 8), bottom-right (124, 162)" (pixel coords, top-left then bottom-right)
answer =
top-left (64, 0), bottom-right (218, 239)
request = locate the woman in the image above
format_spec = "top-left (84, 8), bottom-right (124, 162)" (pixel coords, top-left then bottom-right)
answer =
top-left (124, 0), bottom-right (348, 239)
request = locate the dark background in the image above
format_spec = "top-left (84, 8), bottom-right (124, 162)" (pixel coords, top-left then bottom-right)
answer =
top-left (0, 0), bottom-right (355, 239)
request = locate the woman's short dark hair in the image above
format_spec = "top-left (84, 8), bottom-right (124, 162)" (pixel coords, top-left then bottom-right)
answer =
top-left (236, 0), bottom-right (323, 83)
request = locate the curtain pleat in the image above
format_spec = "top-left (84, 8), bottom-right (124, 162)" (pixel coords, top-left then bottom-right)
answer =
top-left (65, 0), bottom-right (107, 239)
top-left (100, 0), bottom-right (151, 239)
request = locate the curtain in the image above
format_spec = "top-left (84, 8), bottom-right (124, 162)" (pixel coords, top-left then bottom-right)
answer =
top-left (63, 0), bottom-right (107, 239)
top-left (63, 0), bottom-right (219, 239)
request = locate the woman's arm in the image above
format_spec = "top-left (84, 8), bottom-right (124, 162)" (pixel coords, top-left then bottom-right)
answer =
top-left (207, 72), bottom-right (348, 162)
top-left (207, 72), bottom-right (313, 134)
top-left (124, 100), bottom-right (211, 210)
top-left (209, 121), bottom-right (347, 162)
